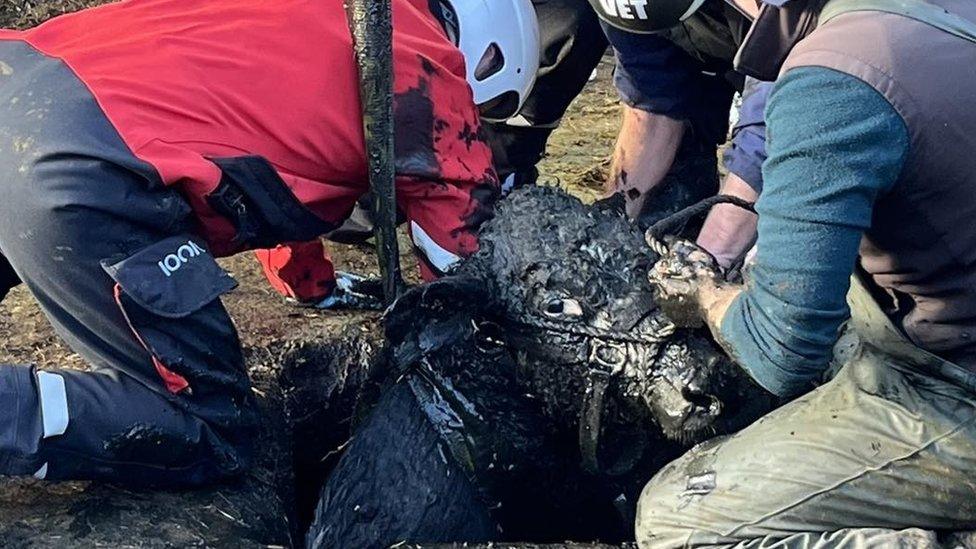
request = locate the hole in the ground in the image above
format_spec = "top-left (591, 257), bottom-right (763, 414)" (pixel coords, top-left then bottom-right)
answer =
top-left (276, 334), bottom-right (387, 536)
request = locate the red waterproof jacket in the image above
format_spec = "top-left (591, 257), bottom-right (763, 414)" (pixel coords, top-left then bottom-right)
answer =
top-left (1, 0), bottom-right (497, 298)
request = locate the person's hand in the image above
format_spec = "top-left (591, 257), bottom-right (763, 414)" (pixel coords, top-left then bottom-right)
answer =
top-left (308, 271), bottom-right (386, 311)
top-left (648, 237), bottom-right (723, 328)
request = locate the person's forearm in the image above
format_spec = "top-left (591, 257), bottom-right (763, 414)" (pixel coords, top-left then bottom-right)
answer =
top-left (695, 281), bottom-right (743, 346)
top-left (606, 106), bottom-right (685, 220)
top-left (716, 67), bottom-right (909, 398)
top-left (697, 173), bottom-right (759, 268)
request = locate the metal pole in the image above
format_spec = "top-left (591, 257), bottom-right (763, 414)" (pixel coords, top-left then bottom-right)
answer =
top-left (346, 0), bottom-right (404, 305)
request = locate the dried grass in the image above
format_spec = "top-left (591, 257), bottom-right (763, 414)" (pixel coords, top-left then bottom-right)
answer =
top-left (0, 0), bottom-right (114, 30)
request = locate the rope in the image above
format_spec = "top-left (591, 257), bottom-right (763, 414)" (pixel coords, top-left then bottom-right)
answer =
top-left (645, 194), bottom-right (756, 245)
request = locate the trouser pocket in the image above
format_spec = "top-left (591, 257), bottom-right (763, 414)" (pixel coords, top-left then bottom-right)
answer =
top-left (101, 235), bottom-right (240, 395)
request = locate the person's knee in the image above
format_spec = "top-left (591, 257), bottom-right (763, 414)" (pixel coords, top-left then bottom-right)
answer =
top-left (45, 368), bottom-right (261, 486)
top-left (137, 411), bottom-right (258, 487)
top-left (635, 469), bottom-right (701, 549)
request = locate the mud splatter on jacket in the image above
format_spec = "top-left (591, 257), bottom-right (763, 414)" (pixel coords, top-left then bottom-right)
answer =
top-left (0, 0), bottom-right (497, 297)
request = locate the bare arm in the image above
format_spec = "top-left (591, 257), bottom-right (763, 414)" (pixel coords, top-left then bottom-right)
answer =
top-left (606, 105), bottom-right (685, 220)
top-left (696, 173), bottom-right (759, 268)
top-left (698, 281), bottom-right (743, 342)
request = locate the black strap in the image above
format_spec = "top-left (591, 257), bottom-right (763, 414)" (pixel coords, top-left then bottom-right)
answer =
top-left (579, 369), bottom-right (611, 475)
top-left (645, 193), bottom-right (756, 244)
top-left (206, 155), bottom-right (334, 249)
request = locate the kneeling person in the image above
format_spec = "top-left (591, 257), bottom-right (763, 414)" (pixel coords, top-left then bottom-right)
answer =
top-left (646, 0), bottom-right (976, 545)
top-left (0, 0), bottom-right (506, 485)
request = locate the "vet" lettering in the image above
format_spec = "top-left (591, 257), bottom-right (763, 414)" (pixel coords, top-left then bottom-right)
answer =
top-left (158, 240), bottom-right (207, 277)
top-left (597, 0), bottom-right (649, 19)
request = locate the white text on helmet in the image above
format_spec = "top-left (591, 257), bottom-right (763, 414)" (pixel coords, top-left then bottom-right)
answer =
top-left (598, 0), bottom-right (649, 19)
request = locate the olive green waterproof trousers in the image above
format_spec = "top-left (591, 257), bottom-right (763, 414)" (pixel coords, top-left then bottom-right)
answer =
top-left (636, 278), bottom-right (976, 548)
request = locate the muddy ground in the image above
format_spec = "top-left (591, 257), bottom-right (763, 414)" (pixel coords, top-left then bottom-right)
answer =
top-left (0, 2), bottom-right (622, 547)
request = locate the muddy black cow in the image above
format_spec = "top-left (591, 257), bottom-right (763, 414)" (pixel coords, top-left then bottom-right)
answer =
top-left (306, 187), bottom-right (775, 548)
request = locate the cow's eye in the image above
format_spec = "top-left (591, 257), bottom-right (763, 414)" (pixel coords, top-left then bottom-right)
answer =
top-left (543, 297), bottom-right (583, 319)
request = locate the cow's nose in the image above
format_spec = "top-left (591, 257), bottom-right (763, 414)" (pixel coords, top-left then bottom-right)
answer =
top-left (682, 385), bottom-right (722, 419)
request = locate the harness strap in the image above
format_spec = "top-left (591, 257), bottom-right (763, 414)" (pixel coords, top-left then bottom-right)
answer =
top-left (579, 369), bottom-right (611, 475)
top-left (645, 194), bottom-right (756, 245)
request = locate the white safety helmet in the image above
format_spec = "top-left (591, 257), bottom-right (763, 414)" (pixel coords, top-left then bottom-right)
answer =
top-left (431, 0), bottom-right (541, 122)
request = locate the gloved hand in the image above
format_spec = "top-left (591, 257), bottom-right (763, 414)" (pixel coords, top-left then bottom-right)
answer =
top-left (308, 271), bottom-right (385, 311)
top-left (647, 236), bottom-right (723, 328)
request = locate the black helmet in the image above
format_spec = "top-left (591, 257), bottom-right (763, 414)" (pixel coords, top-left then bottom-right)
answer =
top-left (587, 0), bottom-right (707, 33)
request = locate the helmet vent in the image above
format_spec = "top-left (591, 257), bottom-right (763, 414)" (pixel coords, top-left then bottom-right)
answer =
top-left (479, 90), bottom-right (520, 121)
top-left (474, 43), bottom-right (505, 81)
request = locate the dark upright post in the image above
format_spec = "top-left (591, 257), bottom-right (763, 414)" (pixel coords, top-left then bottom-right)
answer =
top-left (346, 0), bottom-right (403, 304)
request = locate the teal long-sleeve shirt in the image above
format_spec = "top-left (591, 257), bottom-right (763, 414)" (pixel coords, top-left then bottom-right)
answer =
top-left (719, 66), bottom-right (910, 398)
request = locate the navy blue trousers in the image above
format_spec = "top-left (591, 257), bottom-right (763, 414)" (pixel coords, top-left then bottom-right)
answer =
top-left (0, 41), bottom-right (256, 485)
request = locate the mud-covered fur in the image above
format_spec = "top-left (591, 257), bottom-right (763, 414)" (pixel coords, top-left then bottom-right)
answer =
top-left (309, 187), bottom-right (775, 546)
top-left (462, 188), bottom-right (661, 431)
top-left (456, 186), bottom-right (773, 445)
top-left (379, 187), bottom-right (775, 526)
top-left (310, 275), bottom-right (629, 547)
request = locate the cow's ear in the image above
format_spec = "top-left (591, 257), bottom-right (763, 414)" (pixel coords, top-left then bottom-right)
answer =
top-left (386, 276), bottom-right (491, 322)
top-left (384, 276), bottom-right (493, 367)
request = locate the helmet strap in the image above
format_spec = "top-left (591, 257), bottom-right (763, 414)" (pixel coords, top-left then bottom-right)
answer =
top-left (428, 0), bottom-right (461, 46)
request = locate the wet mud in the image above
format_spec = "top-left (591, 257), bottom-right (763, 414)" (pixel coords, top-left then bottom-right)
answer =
top-left (308, 186), bottom-right (776, 547)
top-left (0, 268), bottom-right (387, 547)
